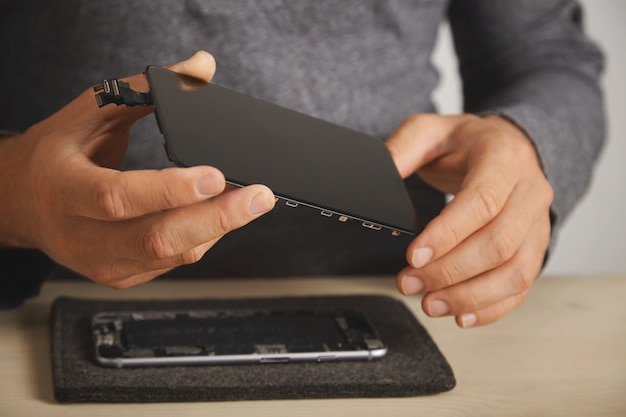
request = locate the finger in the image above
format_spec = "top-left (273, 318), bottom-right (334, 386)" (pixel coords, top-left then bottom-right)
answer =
top-left (400, 177), bottom-right (549, 294)
top-left (91, 263), bottom-right (174, 289)
top-left (167, 50), bottom-right (216, 82)
top-left (122, 240), bottom-right (218, 282)
top-left (111, 267), bottom-right (175, 290)
top-left (455, 291), bottom-right (529, 328)
top-left (419, 215), bottom-right (550, 321)
top-left (385, 114), bottom-right (463, 178)
top-left (405, 151), bottom-right (521, 269)
top-left (83, 241), bottom-right (216, 288)
top-left (110, 184), bottom-right (275, 261)
top-left (61, 164), bottom-right (226, 220)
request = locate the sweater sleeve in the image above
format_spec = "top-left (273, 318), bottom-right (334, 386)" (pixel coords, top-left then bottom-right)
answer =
top-left (447, 0), bottom-right (606, 233)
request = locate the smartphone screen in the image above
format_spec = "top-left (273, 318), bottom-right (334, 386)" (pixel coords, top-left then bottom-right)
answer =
top-left (92, 308), bottom-right (387, 368)
top-left (145, 65), bottom-right (418, 236)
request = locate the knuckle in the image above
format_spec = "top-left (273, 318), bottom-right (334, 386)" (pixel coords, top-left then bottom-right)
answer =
top-left (211, 208), bottom-right (235, 237)
top-left (159, 180), bottom-right (180, 209)
top-left (540, 179), bottom-right (554, 208)
top-left (178, 246), bottom-right (205, 265)
top-left (449, 290), bottom-right (485, 314)
top-left (474, 186), bottom-right (501, 223)
top-left (141, 225), bottom-right (177, 260)
top-left (89, 264), bottom-right (118, 287)
top-left (509, 263), bottom-right (535, 294)
top-left (461, 290), bottom-right (484, 313)
top-left (436, 261), bottom-right (463, 287)
top-left (439, 219), bottom-right (463, 249)
top-left (112, 272), bottom-right (163, 290)
top-left (488, 231), bottom-right (517, 265)
top-left (108, 279), bottom-right (132, 290)
top-left (95, 180), bottom-right (128, 220)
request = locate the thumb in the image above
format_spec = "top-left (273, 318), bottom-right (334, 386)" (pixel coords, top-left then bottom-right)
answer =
top-left (386, 113), bottom-right (460, 178)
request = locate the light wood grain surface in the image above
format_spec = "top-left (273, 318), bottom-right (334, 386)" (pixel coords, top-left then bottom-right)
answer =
top-left (1, 274), bottom-right (624, 417)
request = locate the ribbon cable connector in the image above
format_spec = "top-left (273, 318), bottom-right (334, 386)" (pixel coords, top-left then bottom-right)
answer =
top-left (93, 78), bottom-right (153, 108)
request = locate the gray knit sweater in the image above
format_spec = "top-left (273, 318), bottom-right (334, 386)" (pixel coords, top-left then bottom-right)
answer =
top-left (0, 0), bottom-right (605, 307)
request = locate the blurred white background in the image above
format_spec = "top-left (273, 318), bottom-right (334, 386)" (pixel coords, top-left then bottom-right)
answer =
top-left (430, 0), bottom-right (626, 275)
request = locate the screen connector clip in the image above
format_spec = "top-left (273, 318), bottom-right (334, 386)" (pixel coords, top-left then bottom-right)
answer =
top-left (94, 79), bottom-right (153, 108)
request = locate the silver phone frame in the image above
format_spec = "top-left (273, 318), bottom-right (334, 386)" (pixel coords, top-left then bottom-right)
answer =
top-left (92, 310), bottom-right (387, 368)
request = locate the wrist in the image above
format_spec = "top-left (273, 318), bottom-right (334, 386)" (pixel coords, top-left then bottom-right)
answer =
top-left (481, 115), bottom-right (547, 173)
top-left (0, 133), bottom-right (35, 248)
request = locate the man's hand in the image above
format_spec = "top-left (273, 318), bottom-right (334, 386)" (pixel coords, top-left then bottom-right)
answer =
top-left (0, 51), bottom-right (275, 289)
top-left (387, 114), bottom-right (553, 328)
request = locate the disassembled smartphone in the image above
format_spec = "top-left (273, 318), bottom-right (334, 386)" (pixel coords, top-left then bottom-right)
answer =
top-left (92, 308), bottom-right (387, 368)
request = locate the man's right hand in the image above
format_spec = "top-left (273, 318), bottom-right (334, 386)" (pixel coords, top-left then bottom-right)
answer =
top-left (0, 51), bottom-right (275, 289)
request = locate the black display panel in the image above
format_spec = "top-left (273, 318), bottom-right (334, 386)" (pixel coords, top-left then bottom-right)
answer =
top-left (146, 66), bottom-right (418, 235)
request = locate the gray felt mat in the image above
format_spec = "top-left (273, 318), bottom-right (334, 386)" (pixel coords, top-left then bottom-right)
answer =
top-left (51, 295), bottom-right (455, 402)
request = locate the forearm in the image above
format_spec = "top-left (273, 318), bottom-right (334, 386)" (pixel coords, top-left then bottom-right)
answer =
top-left (472, 72), bottom-right (604, 226)
top-left (448, 0), bottom-right (606, 228)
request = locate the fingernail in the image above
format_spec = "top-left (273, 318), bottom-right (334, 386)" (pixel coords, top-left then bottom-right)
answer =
top-left (195, 174), bottom-right (222, 195)
top-left (249, 192), bottom-right (274, 216)
top-left (460, 313), bottom-right (478, 328)
top-left (428, 300), bottom-right (449, 317)
top-left (411, 247), bottom-right (433, 268)
top-left (402, 276), bottom-right (424, 295)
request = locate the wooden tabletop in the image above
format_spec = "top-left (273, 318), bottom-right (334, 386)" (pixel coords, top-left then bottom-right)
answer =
top-left (1, 274), bottom-right (624, 416)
